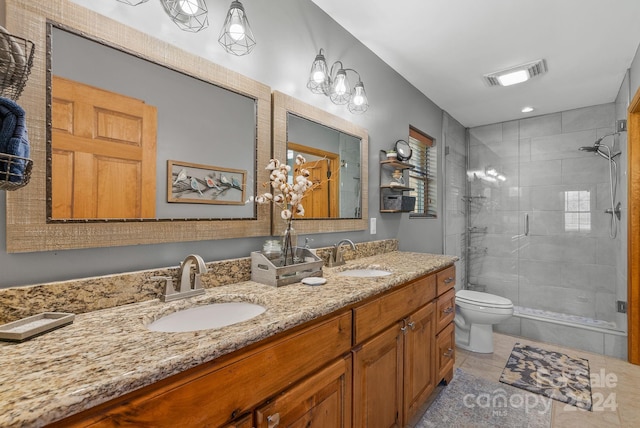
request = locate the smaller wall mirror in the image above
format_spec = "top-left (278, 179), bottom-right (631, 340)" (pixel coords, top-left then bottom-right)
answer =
top-left (272, 91), bottom-right (368, 235)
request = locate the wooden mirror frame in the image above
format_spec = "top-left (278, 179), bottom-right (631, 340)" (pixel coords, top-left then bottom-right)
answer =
top-left (3, 0), bottom-right (272, 252)
top-left (271, 91), bottom-right (368, 235)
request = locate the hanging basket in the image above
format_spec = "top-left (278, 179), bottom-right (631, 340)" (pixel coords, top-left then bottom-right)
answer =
top-left (0, 153), bottom-right (32, 190)
top-left (0, 27), bottom-right (35, 101)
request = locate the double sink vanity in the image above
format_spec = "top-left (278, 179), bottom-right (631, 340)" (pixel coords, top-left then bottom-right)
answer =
top-left (1, 249), bottom-right (457, 427)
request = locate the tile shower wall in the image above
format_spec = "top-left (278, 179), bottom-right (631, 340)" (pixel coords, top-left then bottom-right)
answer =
top-left (468, 103), bottom-right (623, 333)
top-left (443, 112), bottom-right (467, 287)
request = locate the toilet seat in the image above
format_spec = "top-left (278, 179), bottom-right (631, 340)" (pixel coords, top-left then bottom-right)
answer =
top-left (456, 290), bottom-right (513, 309)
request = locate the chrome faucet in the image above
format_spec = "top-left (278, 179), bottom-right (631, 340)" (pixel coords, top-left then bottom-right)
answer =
top-left (155, 254), bottom-right (208, 302)
top-left (327, 239), bottom-right (356, 267)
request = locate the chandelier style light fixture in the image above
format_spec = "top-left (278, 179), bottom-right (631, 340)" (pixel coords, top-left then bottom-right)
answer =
top-left (116, 0), bottom-right (256, 56)
top-left (307, 48), bottom-right (369, 114)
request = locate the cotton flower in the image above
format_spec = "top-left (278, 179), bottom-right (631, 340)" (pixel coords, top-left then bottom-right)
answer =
top-left (266, 159), bottom-right (281, 170)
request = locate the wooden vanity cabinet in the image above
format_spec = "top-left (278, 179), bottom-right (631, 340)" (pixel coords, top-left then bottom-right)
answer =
top-left (352, 274), bottom-right (440, 426)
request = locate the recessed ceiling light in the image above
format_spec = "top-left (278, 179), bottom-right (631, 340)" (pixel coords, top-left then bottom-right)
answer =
top-left (483, 59), bottom-right (548, 87)
top-left (521, 106), bottom-right (534, 113)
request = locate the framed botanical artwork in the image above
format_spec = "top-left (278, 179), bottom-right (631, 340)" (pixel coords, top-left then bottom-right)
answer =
top-left (167, 160), bottom-right (246, 205)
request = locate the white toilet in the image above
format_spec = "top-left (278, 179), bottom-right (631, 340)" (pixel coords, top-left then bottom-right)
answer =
top-left (455, 289), bottom-right (513, 353)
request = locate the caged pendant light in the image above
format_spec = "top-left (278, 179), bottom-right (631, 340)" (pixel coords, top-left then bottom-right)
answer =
top-left (160, 0), bottom-right (209, 33)
top-left (306, 49), bottom-right (369, 114)
top-left (218, 1), bottom-right (257, 56)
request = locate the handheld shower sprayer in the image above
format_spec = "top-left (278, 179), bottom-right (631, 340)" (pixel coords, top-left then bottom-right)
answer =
top-left (577, 131), bottom-right (621, 239)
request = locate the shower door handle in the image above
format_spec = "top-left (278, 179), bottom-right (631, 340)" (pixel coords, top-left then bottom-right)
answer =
top-left (524, 213), bottom-right (529, 236)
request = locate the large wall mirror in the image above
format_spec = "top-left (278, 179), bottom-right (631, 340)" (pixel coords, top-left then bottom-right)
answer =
top-left (272, 91), bottom-right (368, 235)
top-left (4, 0), bottom-right (271, 252)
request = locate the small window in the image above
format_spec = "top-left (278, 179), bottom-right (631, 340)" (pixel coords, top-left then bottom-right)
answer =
top-left (564, 190), bottom-right (591, 232)
top-left (408, 127), bottom-right (437, 218)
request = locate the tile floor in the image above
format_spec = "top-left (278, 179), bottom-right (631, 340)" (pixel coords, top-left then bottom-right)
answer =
top-left (454, 332), bottom-right (640, 427)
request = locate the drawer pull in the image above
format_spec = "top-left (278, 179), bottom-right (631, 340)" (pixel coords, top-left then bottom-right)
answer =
top-left (444, 277), bottom-right (454, 284)
top-left (443, 348), bottom-right (453, 358)
top-left (443, 307), bottom-right (454, 314)
top-left (267, 412), bottom-right (280, 428)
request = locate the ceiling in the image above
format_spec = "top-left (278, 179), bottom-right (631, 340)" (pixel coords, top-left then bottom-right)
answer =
top-left (310, 0), bottom-right (640, 127)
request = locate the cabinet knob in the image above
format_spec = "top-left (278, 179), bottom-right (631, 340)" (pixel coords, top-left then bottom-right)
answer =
top-left (407, 321), bottom-right (416, 330)
top-left (443, 307), bottom-right (454, 314)
top-left (267, 413), bottom-right (280, 428)
top-left (443, 348), bottom-right (453, 358)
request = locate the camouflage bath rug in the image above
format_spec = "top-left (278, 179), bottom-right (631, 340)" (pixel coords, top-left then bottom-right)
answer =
top-left (499, 343), bottom-right (592, 410)
top-left (417, 368), bottom-right (552, 428)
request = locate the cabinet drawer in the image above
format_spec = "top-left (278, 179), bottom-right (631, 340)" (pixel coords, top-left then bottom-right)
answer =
top-left (82, 312), bottom-right (352, 428)
top-left (354, 274), bottom-right (436, 344)
top-left (436, 322), bottom-right (455, 383)
top-left (436, 265), bottom-right (456, 296)
top-left (436, 288), bottom-right (455, 333)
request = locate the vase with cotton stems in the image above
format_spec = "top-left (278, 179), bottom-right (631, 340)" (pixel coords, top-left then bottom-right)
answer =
top-left (255, 155), bottom-right (315, 266)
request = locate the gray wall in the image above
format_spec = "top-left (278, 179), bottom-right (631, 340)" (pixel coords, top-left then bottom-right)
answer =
top-left (0, 0), bottom-right (446, 287)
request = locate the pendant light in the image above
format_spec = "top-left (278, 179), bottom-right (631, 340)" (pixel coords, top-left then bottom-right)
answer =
top-left (329, 65), bottom-right (350, 105)
top-left (348, 78), bottom-right (369, 114)
top-left (306, 49), bottom-right (330, 94)
top-left (160, 0), bottom-right (209, 33)
top-left (218, 1), bottom-right (256, 56)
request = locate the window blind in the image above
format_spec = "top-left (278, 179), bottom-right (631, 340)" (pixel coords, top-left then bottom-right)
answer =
top-left (408, 128), bottom-right (436, 217)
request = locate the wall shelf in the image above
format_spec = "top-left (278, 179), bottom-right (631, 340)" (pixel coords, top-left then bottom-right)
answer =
top-left (379, 150), bottom-right (415, 213)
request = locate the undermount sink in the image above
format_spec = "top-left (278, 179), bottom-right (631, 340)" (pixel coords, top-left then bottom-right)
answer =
top-left (148, 302), bottom-right (266, 333)
top-left (337, 269), bottom-right (392, 278)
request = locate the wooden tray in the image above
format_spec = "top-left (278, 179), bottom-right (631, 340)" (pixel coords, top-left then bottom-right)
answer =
top-left (251, 248), bottom-right (323, 287)
top-left (0, 312), bottom-right (75, 342)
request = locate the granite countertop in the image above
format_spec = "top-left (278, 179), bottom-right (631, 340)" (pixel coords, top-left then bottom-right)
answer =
top-left (0, 251), bottom-right (456, 427)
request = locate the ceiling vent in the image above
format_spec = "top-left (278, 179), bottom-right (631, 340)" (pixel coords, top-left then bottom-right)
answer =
top-left (483, 59), bottom-right (548, 87)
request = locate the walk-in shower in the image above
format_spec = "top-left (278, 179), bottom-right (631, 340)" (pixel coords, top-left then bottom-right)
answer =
top-left (463, 105), bottom-right (627, 356)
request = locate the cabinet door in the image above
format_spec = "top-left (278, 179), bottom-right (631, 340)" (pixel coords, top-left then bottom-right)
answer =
top-left (255, 355), bottom-right (352, 428)
top-left (402, 302), bottom-right (436, 425)
top-left (353, 323), bottom-right (403, 428)
top-left (436, 322), bottom-right (455, 384)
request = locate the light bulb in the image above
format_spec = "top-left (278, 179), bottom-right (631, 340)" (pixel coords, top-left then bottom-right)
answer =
top-left (178, 0), bottom-right (198, 15)
top-left (352, 85), bottom-right (365, 105)
top-left (228, 10), bottom-right (246, 41)
top-left (312, 71), bottom-right (325, 84)
top-left (334, 74), bottom-right (347, 95)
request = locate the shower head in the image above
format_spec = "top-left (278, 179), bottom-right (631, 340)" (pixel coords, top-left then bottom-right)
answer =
top-left (578, 132), bottom-right (619, 154)
top-left (578, 146), bottom-right (599, 152)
